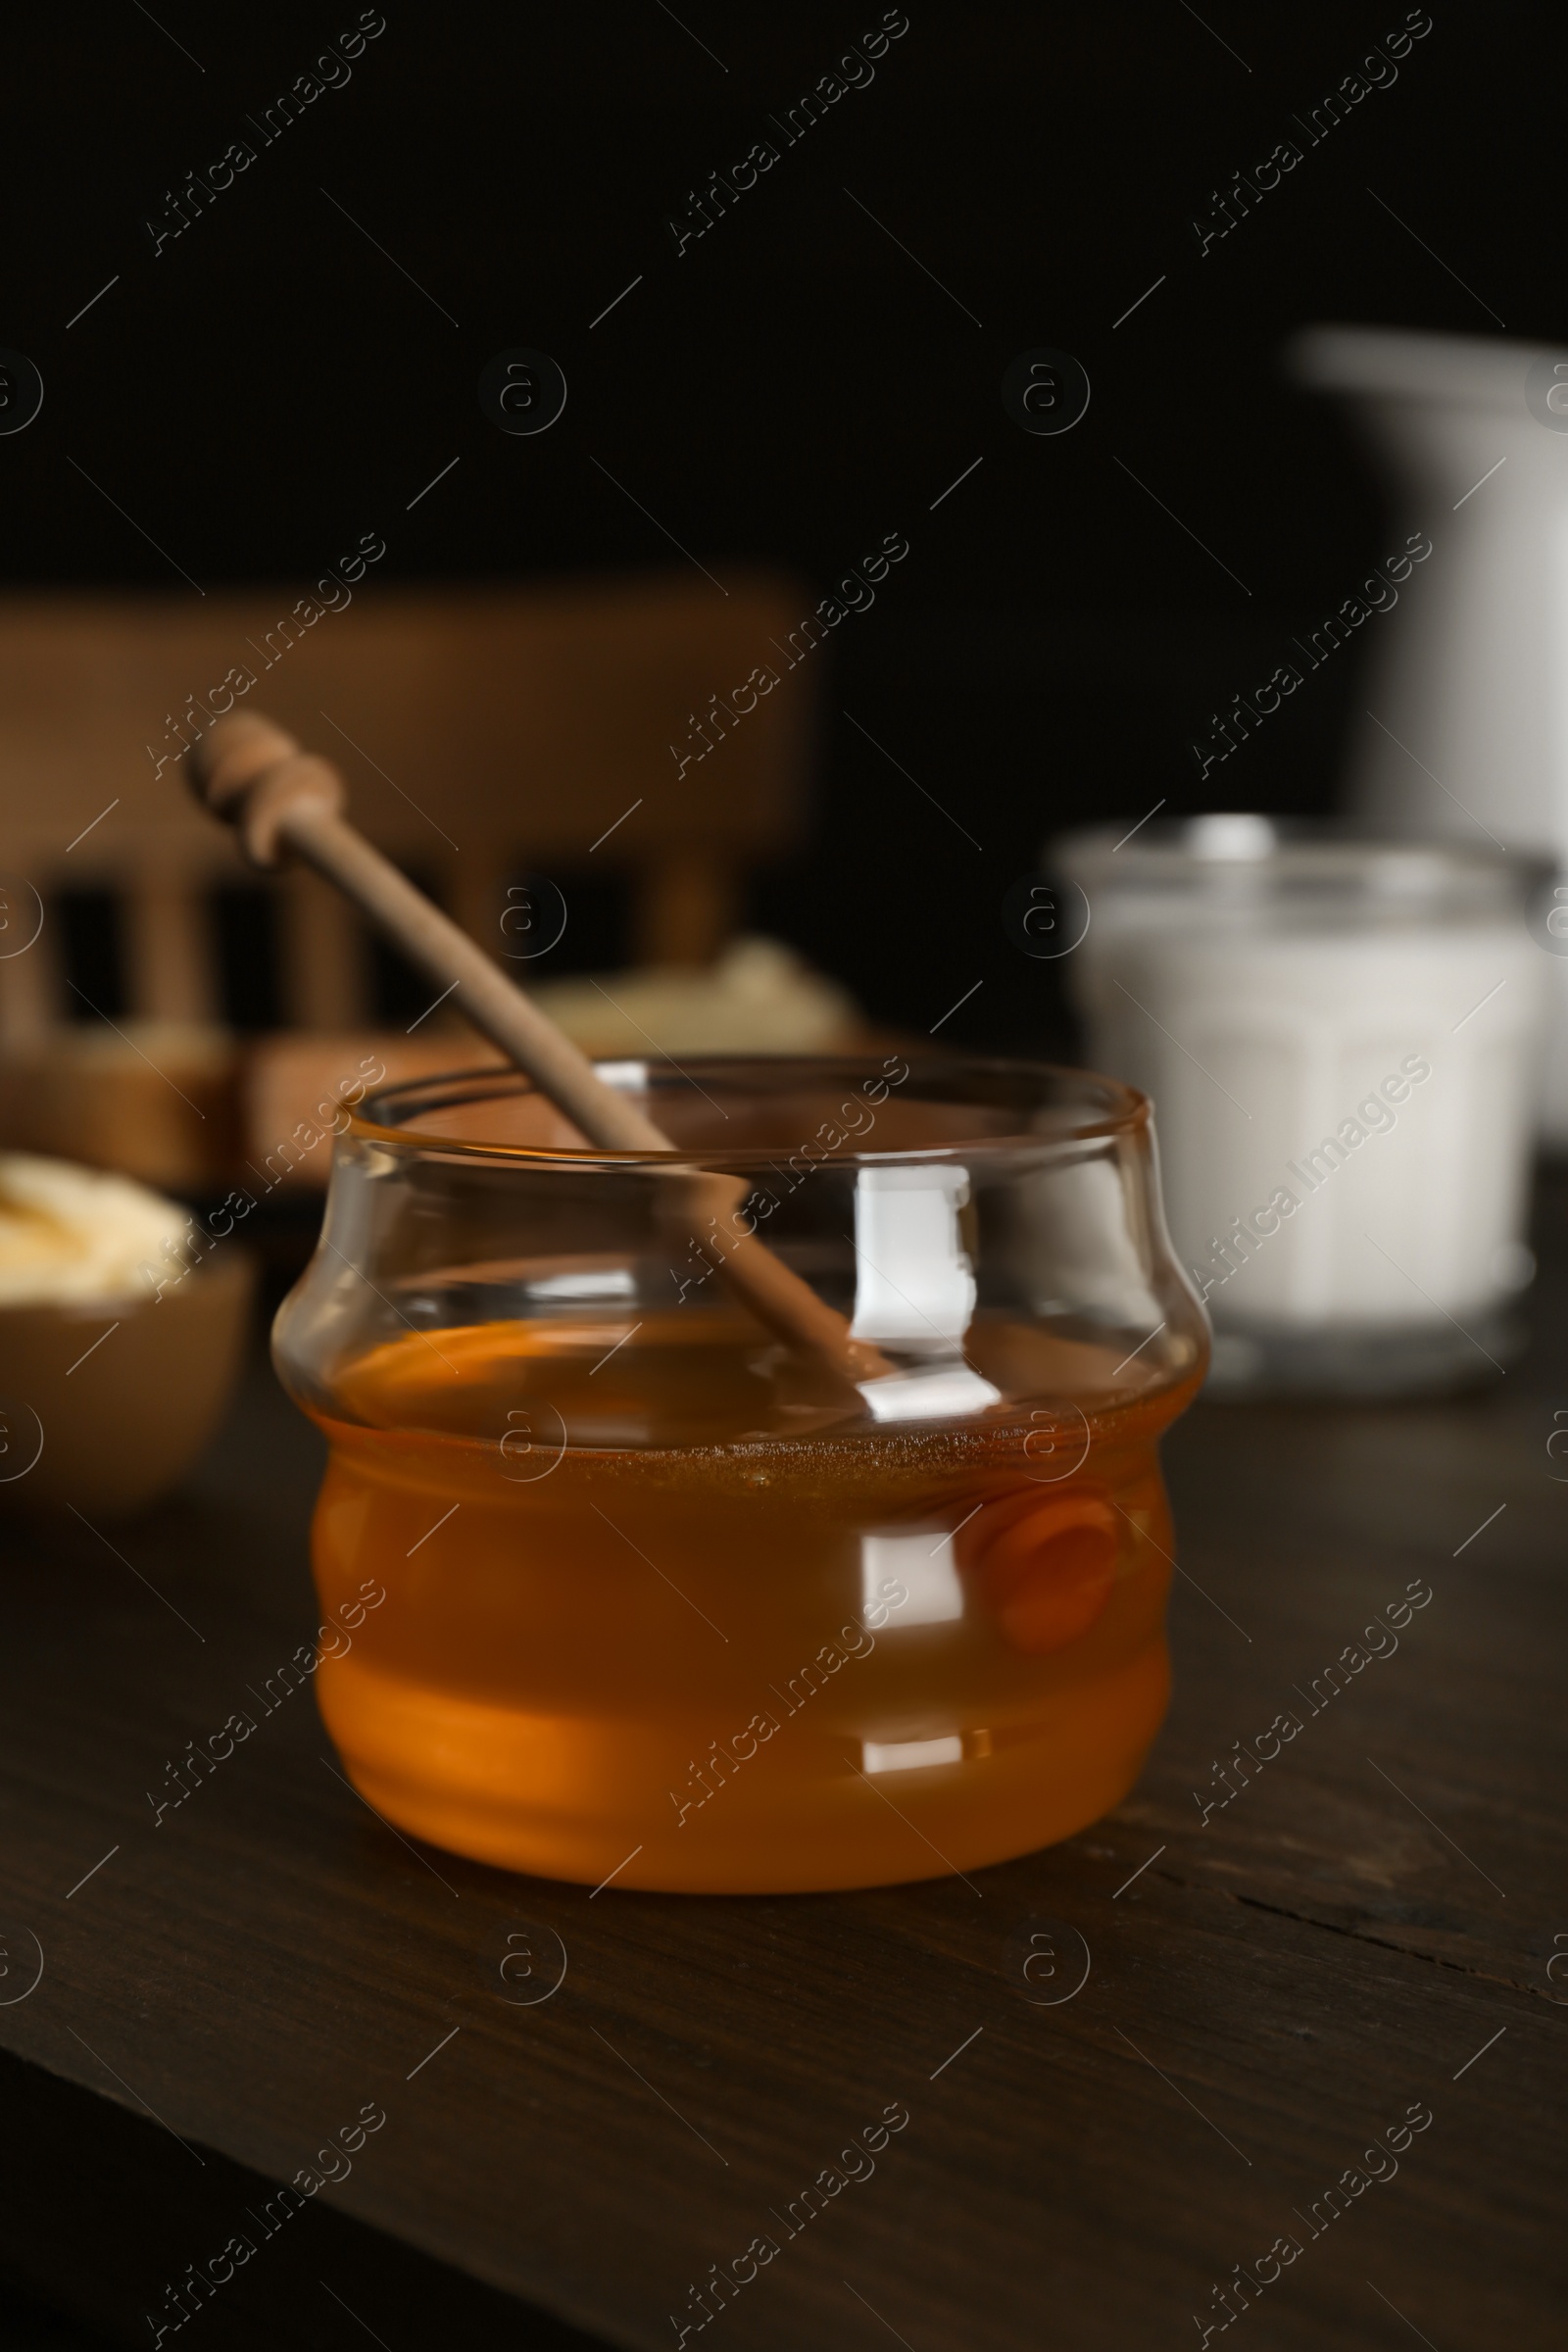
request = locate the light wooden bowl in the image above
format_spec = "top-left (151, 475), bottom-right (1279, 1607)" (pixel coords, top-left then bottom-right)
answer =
top-left (0, 1250), bottom-right (255, 1518)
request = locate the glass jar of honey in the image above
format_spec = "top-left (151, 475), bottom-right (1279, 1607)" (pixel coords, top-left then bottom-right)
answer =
top-left (274, 1054), bottom-right (1207, 1892)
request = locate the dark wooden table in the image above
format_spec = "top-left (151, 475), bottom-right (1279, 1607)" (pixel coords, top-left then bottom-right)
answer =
top-left (2, 1181), bottom-right (1564, 2352)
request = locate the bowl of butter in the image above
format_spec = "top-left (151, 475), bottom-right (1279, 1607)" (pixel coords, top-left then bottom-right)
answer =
top-left (0, 1154), bottom-right (253, 1517)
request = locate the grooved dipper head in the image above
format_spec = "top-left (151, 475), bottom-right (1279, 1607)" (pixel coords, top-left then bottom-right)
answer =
top-left (189, 712), bottom-right (347, 868)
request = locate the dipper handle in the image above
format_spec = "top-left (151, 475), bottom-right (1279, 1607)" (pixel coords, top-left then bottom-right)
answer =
top-left (189, 714), bottom-right (885, 1380)
top-left (191, 712), bottom-right (665, 1152)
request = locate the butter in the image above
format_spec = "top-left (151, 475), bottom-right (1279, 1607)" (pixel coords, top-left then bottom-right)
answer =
top-left (0, 1153), bottom-right (189, 1305)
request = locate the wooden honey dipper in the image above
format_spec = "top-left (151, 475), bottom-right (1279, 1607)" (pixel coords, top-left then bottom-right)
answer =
top-left (190, 712), bottom-right (887, 1384)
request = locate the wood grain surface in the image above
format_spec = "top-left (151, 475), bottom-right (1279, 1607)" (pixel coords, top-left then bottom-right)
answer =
top-left (0, 1180), bottom-right (1563, 2351)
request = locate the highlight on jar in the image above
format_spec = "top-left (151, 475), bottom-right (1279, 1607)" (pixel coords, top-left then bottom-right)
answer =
top-left (273, 1054), bottom-right (1209, 1893)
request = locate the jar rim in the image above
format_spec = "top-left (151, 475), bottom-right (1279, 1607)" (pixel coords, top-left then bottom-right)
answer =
top-left (1054, 816), bottom-right (1535, 893)
top-left (348, 1053), bottom-right (1151, 1170)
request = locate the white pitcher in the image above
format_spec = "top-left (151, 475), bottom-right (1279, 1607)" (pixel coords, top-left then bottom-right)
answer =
top-left (1288, 324), bottom-right (1568, 1134)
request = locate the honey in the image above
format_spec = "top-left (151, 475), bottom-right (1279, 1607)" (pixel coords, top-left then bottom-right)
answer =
top-left (304, 1310), bottom-right (1199, 1892)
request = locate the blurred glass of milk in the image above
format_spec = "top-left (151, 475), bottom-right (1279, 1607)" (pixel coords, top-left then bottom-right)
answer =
top-left (1054, 817), bottom-right (1546, 1396)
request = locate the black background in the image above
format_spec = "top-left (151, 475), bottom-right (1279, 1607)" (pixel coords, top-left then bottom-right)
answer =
top-left (0, 1), bottom-right (1545, 1048)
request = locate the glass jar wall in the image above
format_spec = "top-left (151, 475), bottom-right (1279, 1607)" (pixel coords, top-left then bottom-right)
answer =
top-left (273, 1054), bottom-right (1207, 1892)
